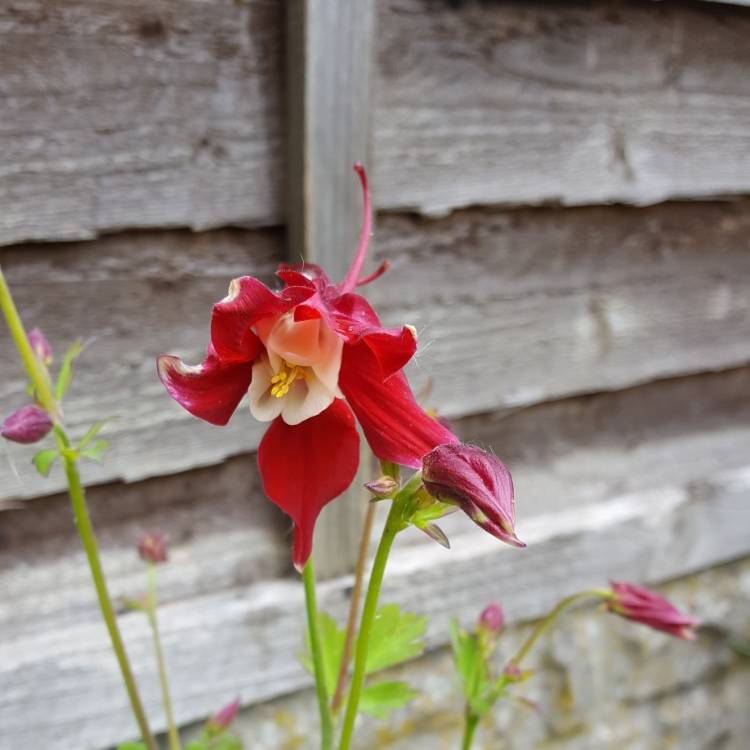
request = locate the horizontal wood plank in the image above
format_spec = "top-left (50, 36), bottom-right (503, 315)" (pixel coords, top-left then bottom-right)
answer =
top-left (3, 1), bottom-right (750, 244)
top-left (2, 450), bottom-right (748, 749)
top-left (0, 0), bottom-right (284, 246)
top-left (2, 200), bottom-right (750, 501)
top-left (373, 0), bottom-right (750, 215)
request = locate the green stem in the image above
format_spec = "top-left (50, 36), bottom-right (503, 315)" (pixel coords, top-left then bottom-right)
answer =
top-left (461, 711), bottom-right (480, 750)
top-left (303, 559), bottom-right (334, 750)
top-left (147, 564), bottom-right (182, 750)
top-left (338, 500), bottom-right (403, 750)
top-left (63, 452), bottom-right (157, 750)
top-left (508, 589), bottom-right (611, 669)
top-left (0, 266), bottom-right (156, 750)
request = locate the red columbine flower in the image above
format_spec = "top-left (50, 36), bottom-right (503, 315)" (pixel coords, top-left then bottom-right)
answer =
top-left (607, 582), bottom-right (698, 640)
top-left (157, 165), bottom-right (456, 569)
top-left (422, 443), bottom-right (523, 547)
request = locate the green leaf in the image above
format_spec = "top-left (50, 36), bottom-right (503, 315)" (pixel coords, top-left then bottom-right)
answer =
top-left (32, 449), bottom-right (58, 477)
top-left (80, 439), bottom-right (109, 462)
top-left (184, 743), bottom-right (206, 750)
top-left (116, 744), bottom-right (148, 750)
top-left (299, 611), bottom-right (346, 695)
top-left (78, 417), bottom-right (116, 450)
top-left (365, 604), bottom-right (427, 674)
top-left (359, 681), bottom-right (418, 720)
top-left (210, 737), bottom-right (243, 750)
top-left (54, 339), bottom-right (84, 400)
top-left (449, 619), bottom-right (497, 716)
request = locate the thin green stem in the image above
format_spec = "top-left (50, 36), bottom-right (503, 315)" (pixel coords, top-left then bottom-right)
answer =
top-left (338, 501), bottom-right (403, 750)
top-left (508, 589), bottom-right (611, 669)
top-left (461, 711), bottom-right (480, 750)
top-left (1, 266), bottom-right (156, 750)
top-left (62, 453), bottom-right (157, 750)
top-left (147, 564), bottom-right (182, 750)
top-left (303, 559), bottom-right (334, 750)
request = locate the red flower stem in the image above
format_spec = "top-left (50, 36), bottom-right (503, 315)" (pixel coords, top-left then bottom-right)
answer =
top-left (145, 564), bottom-right (182, 750)
top-left (302, 559), bottom-right (334, 750)
top-left (507, 589), bottom-right (612, 669)
top-left (0, 266), bottom-right (157, 750)
top-left (337, 498), bottom-right (405, 750)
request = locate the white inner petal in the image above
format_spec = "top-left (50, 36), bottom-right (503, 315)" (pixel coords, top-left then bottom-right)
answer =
top-left (248, 355), bottom-right (284, 423)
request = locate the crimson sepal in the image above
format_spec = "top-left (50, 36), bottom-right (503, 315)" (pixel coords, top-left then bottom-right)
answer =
top-left (157, 351), bottom-right (253, 426)
top-left (210, 276), bottom-right (313, 363)
top-left (339, 341), bottom-right (457, 469)
top-left (257, 398), bottom-right (360, 569)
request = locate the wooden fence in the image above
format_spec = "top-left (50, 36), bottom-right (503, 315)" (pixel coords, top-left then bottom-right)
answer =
top-left (1, 1), bottom-right (750, 748)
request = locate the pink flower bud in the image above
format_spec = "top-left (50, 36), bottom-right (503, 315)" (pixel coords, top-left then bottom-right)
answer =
top-left (1, 405), bottom-right (53, 444)
top-left (422, 443), bottom-right (524, 547)
top-left (478, 603), bottom-right (504, 634)
top-left (364, 474), bottom-right (399, 499)
top-left (28, 328), bottom-right (53, 364)
top-left (209, 697), bottom-right (240, 731)
top-left (607, 582), bottom-right (698, 640)
top-left (137, 531), bottom-right (168, 564)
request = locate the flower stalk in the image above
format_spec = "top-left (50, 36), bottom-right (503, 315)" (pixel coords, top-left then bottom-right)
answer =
top-left (0, 265), bottom-right (157, 750)
top-left (337, 496), bottom-right (406, 750)
top-left (302, 559), bottom-right (334, 750)
top-left (145, 563), bottom-right (182, 750)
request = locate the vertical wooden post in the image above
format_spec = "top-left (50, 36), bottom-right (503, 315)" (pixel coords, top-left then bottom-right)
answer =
top-left (286, 0), bottom-right (377, 578)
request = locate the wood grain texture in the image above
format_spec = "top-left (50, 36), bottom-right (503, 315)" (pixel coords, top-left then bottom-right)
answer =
top-left (2, 449), bottom-right (748, 749)
top-left (2, 200), bottom-right (750, 502)
top-left (286, 0), bottom-right (377, 577)
top-left (373, 0), bottom-right (750, 215)
top-left (4, 1), bottom-right (750, 245)
top-left (0, 0), bottom-right (284, 246)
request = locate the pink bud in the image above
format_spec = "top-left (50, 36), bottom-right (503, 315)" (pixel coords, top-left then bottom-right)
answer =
top-left (28, 328), bottom-right (53, 364)
top-left (137, 531), bottom-right (168, 564)
top-left (607, 582), bottom-right (698, 640)
top-left (478, 603), bottom-right (504, 634)
top-left (1, 405), bottom-right (53, 444)
top-left (422, 443), bottom-right (524, 548)
top-left (209, 697), bottom-right (240, 730)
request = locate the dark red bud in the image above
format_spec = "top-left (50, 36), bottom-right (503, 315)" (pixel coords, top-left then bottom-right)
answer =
top-left (1, 405), bottom-right (53, 444)
top-left (137, 531), bottom-right (169, 564)
top-left (607, 582), bottom-right (698, 640)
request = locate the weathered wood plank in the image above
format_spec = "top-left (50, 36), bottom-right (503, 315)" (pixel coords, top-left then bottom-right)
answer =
top-left (0, 0), bottom-right (284, 246)
top-left (2, 450), bottom-right (748, 749)
top-left (2, 200), bottom-right (750, 501)
top-left (4, 1), bottom-right (750, 246)
top-left (286, 0), bottom-right (377, 577)
top-left (373, 0), bottom-right (750, 215)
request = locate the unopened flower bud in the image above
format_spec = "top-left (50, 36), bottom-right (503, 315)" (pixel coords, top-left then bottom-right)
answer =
top-left (364, 474), bottom-right (399, 499)
top-left (28, 328), bottom-right (53, 365)
top-left (478, 603), bottom-right (504, 635)
top-left (607, 582), bottom-right (697, 640)
top-left (422, 443), bottom-right (524, 548)
top-left (1, 405), bottom-right (53, 444)
top-left (208, 697), bottom-right (240, 731)
top-left (137, 531), bottom-right (168, 564)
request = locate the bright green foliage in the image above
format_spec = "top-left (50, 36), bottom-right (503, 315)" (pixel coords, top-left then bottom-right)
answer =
top-left (54, 339), bottom-right (84, 400)
top-left (300, 611), bottom-right (346, 695)
top-left (449, 619), bottom-right (501, 716)
top-left (78, 417), bottom-right (116, 450)
top-left (32, 449), bottom-right (58, 477)
top-left (116, 743), bottom-right (147, 750)
top-left (185, 739), bottom-right (242, 750)
top-left (359, 681), bottom-right (418, 719)
top-left (365, 604), bottom-right (427, 673)
top-left (80, 438), bottom-right (109, 462)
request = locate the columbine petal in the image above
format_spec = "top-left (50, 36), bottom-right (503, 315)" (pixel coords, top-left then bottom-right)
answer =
top-left (339, 341), bottom-right (457, 468)
top-left (157, 352), bottom-right (253, 426)
top-left (248, 355), bottom-right (285, 423)
top-left (210, 276), bottom-right (313, 363)
top-left (257, 399), bottom-right (360, 569)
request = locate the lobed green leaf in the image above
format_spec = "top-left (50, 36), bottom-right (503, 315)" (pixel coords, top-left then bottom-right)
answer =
top-left (359, 680), bottom-right (419, 720)
top-left (365, 604), bottom-right (427, 674)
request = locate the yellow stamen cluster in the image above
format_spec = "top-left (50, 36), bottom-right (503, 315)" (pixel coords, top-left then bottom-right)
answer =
top-left (270, 361), bottom-right (307, 398)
